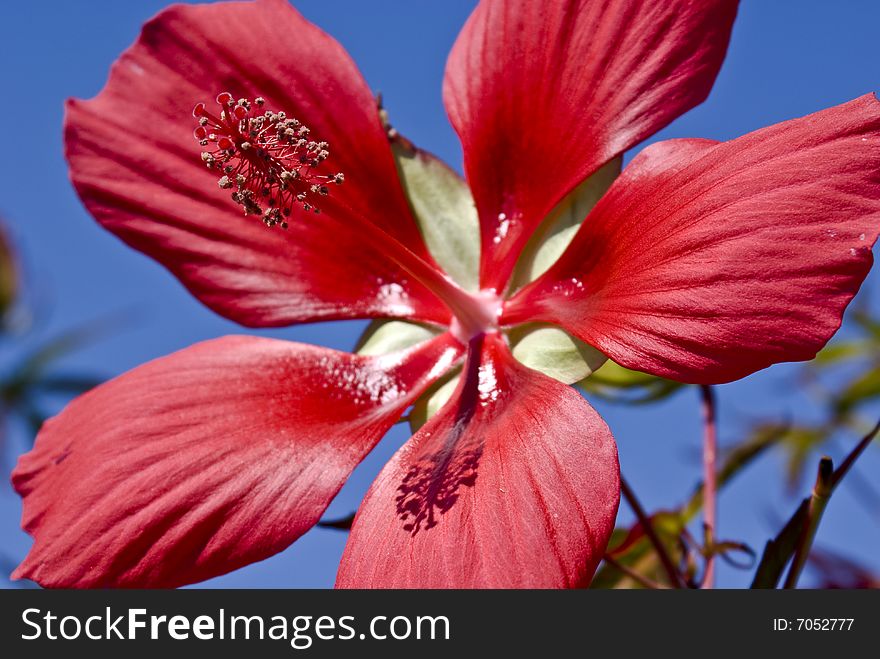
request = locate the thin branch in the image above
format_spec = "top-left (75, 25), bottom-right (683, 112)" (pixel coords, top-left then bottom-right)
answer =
top-left (619, 477), bottom-right (686, 588)
top-left (700, 384), bottom-right (718, 589)
top-left (602, 554), bottom-right (669, 590)
top-left (830, 418), bottom-right (880, 489)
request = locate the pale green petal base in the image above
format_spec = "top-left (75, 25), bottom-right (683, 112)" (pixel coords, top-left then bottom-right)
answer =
top-left (392, 140), bottom-right (480, 292)
top-left (509, 156), bottom-right (622, 293)
top-left (408, 369), bottom-right (461, 432)
top-left (356, 318), bottom-right (608, 432)
top-left (364, 131), bottom-right (627, 431)
top-left (355, 319), bottom-right (440, 356)
top-left (509, 324), bottom-right (607, 385)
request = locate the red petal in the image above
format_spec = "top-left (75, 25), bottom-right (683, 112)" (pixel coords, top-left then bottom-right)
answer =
top-left (444, 0), bottom-right (738, 291)
top-left (336, 332), bottom-right (619, 588)
top-left (506, 96), bottom-right (880, 384)
top-left (13, 333), bottom-right (462, 588)
top-left (66, 0), bottom-right (448, 327)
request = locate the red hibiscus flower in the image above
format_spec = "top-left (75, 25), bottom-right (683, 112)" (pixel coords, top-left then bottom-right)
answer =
top-left (13, 0), bottom-right (880, 588)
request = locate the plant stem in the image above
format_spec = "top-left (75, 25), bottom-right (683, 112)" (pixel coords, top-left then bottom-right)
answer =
top-left (619, 477), bottom-right (686, 588)
top-left (700, 384), bottom-right (718, 588)
top-left (783, 418), bottom-right (880, 588)
top-left (783, 457), bottom-right (833, 588)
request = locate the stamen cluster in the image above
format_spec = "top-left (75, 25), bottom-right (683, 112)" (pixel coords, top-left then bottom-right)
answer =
top-left (193, 92), bottom-right (343, 229)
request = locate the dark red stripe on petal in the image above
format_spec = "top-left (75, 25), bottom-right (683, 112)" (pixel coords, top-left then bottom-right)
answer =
top-left (505, 95), bottom-right (880, 384)
top-left (66, 0), bottom-right (448, 327)
top-left (12, 333), bottom-right (462, 588)
top-left (336, 332), bottom-right (619, 588)
top-left (444, 0), bottom-right (738, 292)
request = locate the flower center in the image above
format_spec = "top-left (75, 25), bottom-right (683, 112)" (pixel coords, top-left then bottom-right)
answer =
top-left (192, 92), bottom-right (343, 229)
top-left (448, 288), bottom-right (502, 343)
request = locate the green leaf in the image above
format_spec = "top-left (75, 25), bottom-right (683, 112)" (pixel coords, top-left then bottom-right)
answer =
top-left (509, 156), bottom-right (621, 291)
top-left (852, 309), bottom-right (880, 341)
top-left (835, 368), bottom-right (880, 416)
top-left (509, 324), bottom-right (606, 385)
top-left (597, 426), bottom-right (785, 589)
top-left (355, 319), bottom-right (440, 357)
top-left (812, 340), bottom-right (871, 366)
top-left (751, 500), bottom-right (810, 589)
top-left (392, 140), bottom-right (480, 291)
top-left (578, 360), bottom-right (685, 405)
top-left (585, 360), bottom-right (661, 388)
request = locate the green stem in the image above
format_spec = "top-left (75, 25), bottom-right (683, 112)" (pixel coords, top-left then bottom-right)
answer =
top-left (782, 418), bottom-right (879, 589)
top-left (783, 457), bottom-right (833, 588)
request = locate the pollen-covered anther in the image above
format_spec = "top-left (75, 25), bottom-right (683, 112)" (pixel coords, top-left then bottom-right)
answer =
top-left (191, 92), bottom-right (344, 229)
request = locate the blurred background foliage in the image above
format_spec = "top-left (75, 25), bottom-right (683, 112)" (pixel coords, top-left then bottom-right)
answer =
top-left (585, 303), bottom-right (880, 589)
top-left (0, 219), bottom-right (118, 586)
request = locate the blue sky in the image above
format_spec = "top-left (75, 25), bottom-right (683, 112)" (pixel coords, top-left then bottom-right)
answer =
top-left (0, 0), bottom-right (878, 588)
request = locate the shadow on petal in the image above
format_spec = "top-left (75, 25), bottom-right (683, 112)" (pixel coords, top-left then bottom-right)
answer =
top-left (396, 335), bottom-right (486, 535)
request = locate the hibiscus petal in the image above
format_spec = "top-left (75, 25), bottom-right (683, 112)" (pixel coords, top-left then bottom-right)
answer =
top-left (66, 0), bottom-right (448, 326)
top-left (336, 332), bottom-right (620, 588)
top-left (505, 96), bottom-right (880, 384)
top-left (13, 333), bottom-right (462, 588)
top-left (444, 0), bottom-right (738, 290)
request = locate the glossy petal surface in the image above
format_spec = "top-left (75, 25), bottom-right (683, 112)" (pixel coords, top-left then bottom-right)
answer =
top-left (14, 334), bottom-right (462, 587)
top-left (444, 0), bottom-right (738, 289)
top-left (66, 0), bottom-right (448, 326)
top-left (337, 333), bottom-right (620, 588)
top-left (506, 96), bottom-right (880, 383)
